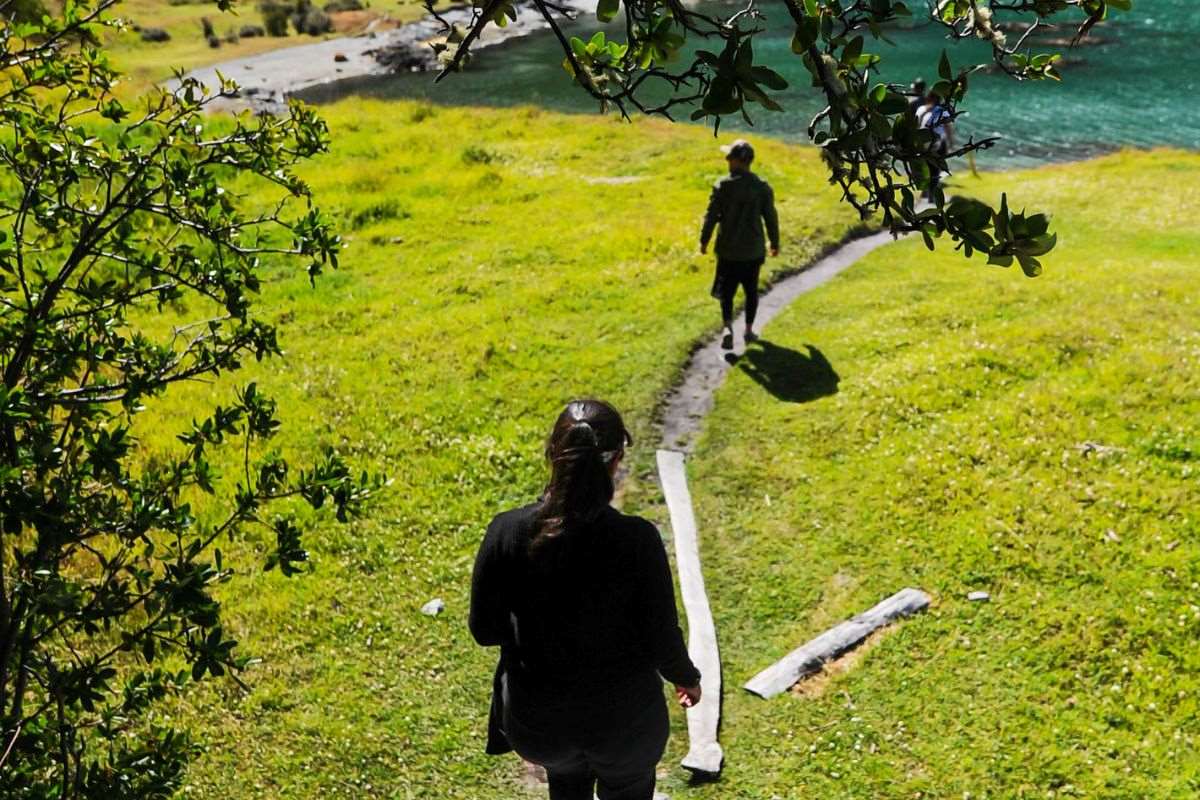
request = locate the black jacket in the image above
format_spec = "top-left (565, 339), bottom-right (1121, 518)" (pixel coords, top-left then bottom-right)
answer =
top-left (470, 503), bottom-right (700, 754)
top-left (700, 170), bottom-right (780, 261)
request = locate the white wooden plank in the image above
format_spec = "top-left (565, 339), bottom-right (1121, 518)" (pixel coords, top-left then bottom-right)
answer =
top-left (743, 587), bottom-right (931, 699)
top-left (655, 449), bottom-right (723, 776)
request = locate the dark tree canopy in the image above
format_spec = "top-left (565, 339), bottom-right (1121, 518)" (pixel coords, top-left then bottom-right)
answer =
top-left (0, 2), bottom-right (378, 796)
top-left (434, 0), bottom-right (1133, 275)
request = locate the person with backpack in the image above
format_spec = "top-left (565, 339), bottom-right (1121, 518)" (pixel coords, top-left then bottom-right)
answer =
top-left (918, 92), bottom-right (956, 197)
top-left (907, 77), bottom-right (927, 120)
top-left (700, 139), bottom-right (780, 351)
top-left (470, 399), bottom-right (702, 800)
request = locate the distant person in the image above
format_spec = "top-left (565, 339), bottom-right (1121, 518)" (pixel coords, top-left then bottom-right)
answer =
top-left (907, 78), bottom-right (927, 120)
top-left (470, 399), bottom-right (702, 800)
top-left (917, 93), bottom-right (955, 196)
top-left (700, 138), bottom-right (780, 351)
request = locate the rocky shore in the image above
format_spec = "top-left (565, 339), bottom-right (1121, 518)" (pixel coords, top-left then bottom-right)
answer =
top-left (178, 0), bottom-right (595, 113)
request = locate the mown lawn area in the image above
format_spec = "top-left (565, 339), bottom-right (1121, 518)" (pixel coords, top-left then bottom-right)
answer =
top-left (668, 150), bottom-right (1200, 798)
top-left (141, 100), bottom-right (861, 798)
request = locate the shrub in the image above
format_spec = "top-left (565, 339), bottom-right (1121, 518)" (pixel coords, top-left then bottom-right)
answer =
top-left (294, 5), bottom-right (332, 35)
top-left (323, 0), bottom-right (363, 12)
top-left (288, 0), bottom-right (309, 30)
top-left (408, 104), bottom-right (437, 123)
top-left (348, 199), bottom-right (410, 229)
top-left (462, 145), bottom-right (501, 165)
top-left (0, 0), bottom-right (46, 22)
top-left (259, 0), bottom-right (292, 36)
top-left (0, 2), bottom-right (378, 795)
top-left (139, 26), bottom-right (171, 42)
top-left (240, 23), bottom-right (267, 37)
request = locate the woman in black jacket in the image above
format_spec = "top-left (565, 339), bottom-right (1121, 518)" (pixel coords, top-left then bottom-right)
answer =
top-left (470, 399), bottom-right (702, 800)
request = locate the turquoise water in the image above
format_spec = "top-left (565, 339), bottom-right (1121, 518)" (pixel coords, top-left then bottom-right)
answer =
top-left (298, 1), bottom-right (1199, 168)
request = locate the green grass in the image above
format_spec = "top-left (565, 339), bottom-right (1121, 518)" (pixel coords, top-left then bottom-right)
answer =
top-left (668, 149), bottom-right (1200, 798)
top-left (137, 99), bottom-right (861, 798)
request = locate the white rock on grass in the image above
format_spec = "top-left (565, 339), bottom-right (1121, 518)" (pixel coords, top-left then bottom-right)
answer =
top-left (967, 591), bottom-right (990, 602)
top-left (420, 598), bottom-right (445, 616)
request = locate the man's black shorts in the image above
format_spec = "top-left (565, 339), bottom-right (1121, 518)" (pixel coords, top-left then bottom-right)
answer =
top-left (711, 256), bottom-right (764, 300)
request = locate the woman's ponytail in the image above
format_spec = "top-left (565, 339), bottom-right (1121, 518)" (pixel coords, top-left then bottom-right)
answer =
top-left (532, 400), bottom-right (631, 556)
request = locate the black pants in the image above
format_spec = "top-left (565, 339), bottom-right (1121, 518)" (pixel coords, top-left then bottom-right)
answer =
top-left (503, 676), bottom-right (668, 800)
top-left (712, 257), bottom-right (763, 328)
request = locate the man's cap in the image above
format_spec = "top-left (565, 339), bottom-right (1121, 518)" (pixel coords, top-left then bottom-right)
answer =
top-left (719, 139), bottom-right (754, 161)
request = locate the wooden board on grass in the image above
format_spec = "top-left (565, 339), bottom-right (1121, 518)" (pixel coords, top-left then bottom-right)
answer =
top-left (655, 449), bottom-right (723, 777)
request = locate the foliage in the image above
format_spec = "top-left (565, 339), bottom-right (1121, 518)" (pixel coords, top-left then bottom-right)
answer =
top-left (434, 0), bottom-right (1133, 272)
top-left (288, 0), bottom-right (332, 35)
top-left (259, 0), bottom-right (292, 36)
top-left (672, 149), bottom-right (1200, 798)
top-left (322, 0), bottom-right (364, 13)
top-left (0, 2), bottom-right (379, 796)
top-left (0, 0), bottom-right (48, 23)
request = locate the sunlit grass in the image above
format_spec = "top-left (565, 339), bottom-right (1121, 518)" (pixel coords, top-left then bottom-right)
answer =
top-left (137, 98), bottom-right (861, 798)
top-left (669, 149), bottom-right (1200, 799)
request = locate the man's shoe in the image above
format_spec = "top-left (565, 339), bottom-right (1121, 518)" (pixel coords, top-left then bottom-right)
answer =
top-left (745, 330), bottom-right (759, 344)
top-left (721, 332), bottom-right (734, 350)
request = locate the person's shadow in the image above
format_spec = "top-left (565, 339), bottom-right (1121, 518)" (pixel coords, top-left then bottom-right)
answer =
top-left (737, 340), bottom-right (840, 403)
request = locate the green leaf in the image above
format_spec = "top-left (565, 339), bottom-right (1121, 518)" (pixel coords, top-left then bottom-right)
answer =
top-left (702, 74), bottom-right (740, 115)
top-left (596, 0), bottom-right (619, 23)
top-left (878, 91), bottom-right (909, 115)
top-left (841, 35), bottom-right (864, 67)
top-left (750, 66), bottom-right (789, 91)
top-left (995, 193), bottom-right (1011, 241)
top-left (792, 17), bottom-right (820, 53)
top-left (735, 38), bottom-right (754, 75)
top-left (1017, 254), bottom-right (1043, 277)
top-left (938, 49), bottom-right (952, 80)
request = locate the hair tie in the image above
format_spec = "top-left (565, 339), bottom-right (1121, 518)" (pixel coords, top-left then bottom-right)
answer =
top-left (567, 421), bottom-right (599, 448)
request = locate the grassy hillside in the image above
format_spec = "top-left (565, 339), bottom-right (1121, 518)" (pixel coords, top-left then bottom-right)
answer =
top-left (670, 150), bottom-right (1200, 798)
top-left (140, 99), bottom-right (862, 798)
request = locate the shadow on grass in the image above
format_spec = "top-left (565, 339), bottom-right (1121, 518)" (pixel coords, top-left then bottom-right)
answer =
top-left (738, 340), bottom-right (840, 403)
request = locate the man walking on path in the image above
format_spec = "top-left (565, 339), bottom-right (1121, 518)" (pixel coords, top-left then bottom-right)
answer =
top-left (700, 139), bottom-right (780, 351)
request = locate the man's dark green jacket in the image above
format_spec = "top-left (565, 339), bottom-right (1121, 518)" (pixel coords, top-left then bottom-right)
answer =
top-left (700, 170), bottom-right (780, 261)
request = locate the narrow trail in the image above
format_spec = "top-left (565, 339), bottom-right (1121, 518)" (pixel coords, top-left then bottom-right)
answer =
top-left (648, 229), bottom-right (904, 782)
top-left (657, 229), bottom-right (901, 452)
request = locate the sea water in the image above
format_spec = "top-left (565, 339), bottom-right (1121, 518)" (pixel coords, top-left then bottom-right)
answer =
top-left (298, 0), bottom-right (1199, 169)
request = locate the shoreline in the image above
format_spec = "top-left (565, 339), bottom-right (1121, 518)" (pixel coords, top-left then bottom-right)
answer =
top-left (176, 0), bottom-right (596, 113)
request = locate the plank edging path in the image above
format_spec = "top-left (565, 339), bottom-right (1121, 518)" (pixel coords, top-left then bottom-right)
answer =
top-left (743, 587), bottom-right (932, 699)
top-left (655, 449), bottom-right (723, 777)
